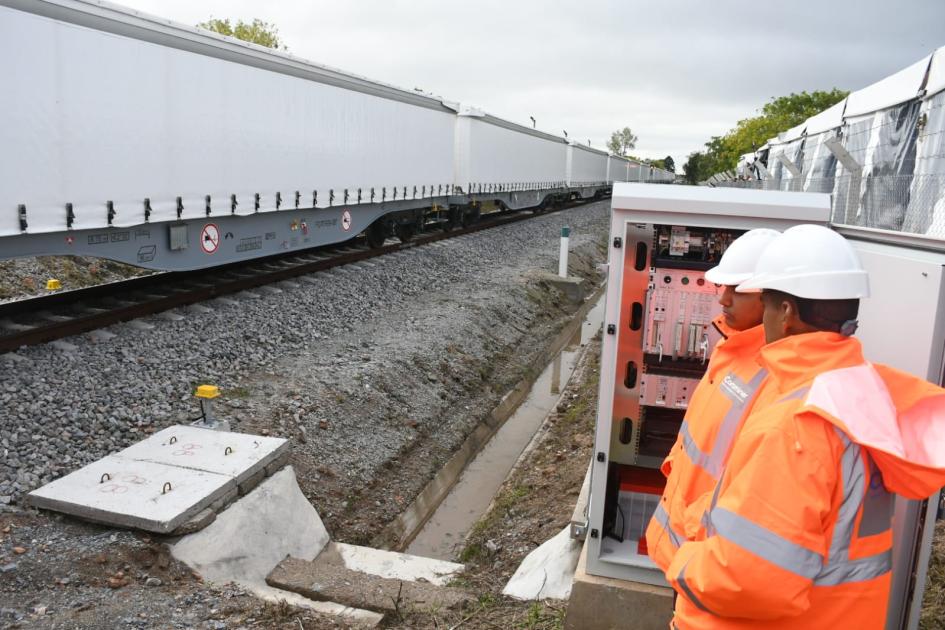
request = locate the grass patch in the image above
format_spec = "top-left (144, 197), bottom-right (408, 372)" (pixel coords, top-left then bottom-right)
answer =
top-left (921, 520), bottom-right (945, 630)
top-left (461, 484), bottom-right (529, 562)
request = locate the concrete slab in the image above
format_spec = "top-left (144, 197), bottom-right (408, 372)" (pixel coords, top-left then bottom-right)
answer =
top-left (50, 340), bottom-right (78, 352)
top-left (125, 320), bottom-right (154, 332)
top-left (172, 467), bottom-right (329, 582)
top-left (27, 455), bottom-right (235, 534)
top-left (171, 467), bottom-right (382, 626)
top-left (323, 542), bottom-right (463, 587)
top-left (267, 556), bottom-right (474, 616)
top-left (186, 304), bottom-right (213, 314)
top-left (503, 526), bottom-right (581, 601)
top-left (157, 310), bottom-right (186, 322)
top-left (564, 542), bottom-right (673, 630)
top-left (115, 425), bottom-right (288, 486)
top-left (536, 272), bottom-right (586, 304)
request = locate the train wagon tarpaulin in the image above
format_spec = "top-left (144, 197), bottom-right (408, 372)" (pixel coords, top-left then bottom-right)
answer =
top-left (27, 426), bottom-right (288, 533)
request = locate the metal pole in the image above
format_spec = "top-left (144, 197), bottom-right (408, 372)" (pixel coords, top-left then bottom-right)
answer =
top-left (559, 226), bottom-right (570, 278)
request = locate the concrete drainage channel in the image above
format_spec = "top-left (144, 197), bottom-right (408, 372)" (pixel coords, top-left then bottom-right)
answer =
top-left (381, 283), bottom-right (606, 558)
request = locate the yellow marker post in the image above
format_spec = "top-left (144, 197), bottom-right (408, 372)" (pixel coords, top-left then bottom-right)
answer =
top-left (46, 279), bottom-right (61, 290)
top-left (194, 384), bottom-right (221, 429)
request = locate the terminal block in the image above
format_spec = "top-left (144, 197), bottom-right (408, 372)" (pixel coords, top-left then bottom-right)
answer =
top-left (643, 268), bottom-right (722, 362)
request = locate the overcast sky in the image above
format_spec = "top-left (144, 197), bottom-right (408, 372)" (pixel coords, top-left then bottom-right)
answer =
top-left (118, 0), bottom-right (944, 169)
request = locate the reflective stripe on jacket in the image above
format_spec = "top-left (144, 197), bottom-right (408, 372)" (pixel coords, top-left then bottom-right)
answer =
top-left (645, 317), bottom-right (767, 572)
top-left (668, 332), bottom-right (945, 630)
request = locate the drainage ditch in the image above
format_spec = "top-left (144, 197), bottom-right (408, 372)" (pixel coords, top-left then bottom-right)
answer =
top-left (394, 288), bottom-right (606, 560)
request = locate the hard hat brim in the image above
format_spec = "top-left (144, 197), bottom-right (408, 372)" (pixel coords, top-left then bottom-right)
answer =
top-left (736, 270), bottom-right (870, 299)
top-left (703, 267), bottom-right (751, 286)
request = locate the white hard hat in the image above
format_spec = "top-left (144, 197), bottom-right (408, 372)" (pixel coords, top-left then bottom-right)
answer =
top-left (704, 228), bottom-right (781, 286)
top-left (736, 224), bottom-right (870, 299)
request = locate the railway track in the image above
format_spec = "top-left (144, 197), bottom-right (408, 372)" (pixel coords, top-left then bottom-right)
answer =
top-left (0, 200), bottom-right (597, 354)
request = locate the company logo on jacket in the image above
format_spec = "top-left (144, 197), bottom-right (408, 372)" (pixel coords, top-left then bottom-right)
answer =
top-left (719, 374), bottom-right (750, 404)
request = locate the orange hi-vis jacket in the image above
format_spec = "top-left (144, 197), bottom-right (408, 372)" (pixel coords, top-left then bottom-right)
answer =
top-left (667, 332), bottom-right (945, 630)
top-left (645, 316), bottom-right (767, 572)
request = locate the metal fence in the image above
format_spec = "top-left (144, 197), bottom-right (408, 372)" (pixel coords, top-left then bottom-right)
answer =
top-left (716, 174), bottom-right (945, 238)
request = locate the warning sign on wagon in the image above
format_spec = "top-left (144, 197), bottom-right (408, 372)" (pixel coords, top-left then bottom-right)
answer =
top-left (341, 210), bottom-right (352, 232)
top-left (200, 223), bottom-right (220, 254)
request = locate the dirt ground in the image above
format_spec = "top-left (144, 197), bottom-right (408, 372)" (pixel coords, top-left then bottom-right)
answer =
top-left (0, 332), bottom-right (601, 630)
top-left (922, 520), bottom-right (945, 630)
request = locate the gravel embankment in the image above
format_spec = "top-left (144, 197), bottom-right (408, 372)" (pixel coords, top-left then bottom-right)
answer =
top-left (0, 201), bottom-right (611, 544)
top-left (0, 257), bottom-right (151, 303)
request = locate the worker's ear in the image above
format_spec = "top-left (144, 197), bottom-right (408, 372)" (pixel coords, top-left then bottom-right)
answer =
top-left (782, 297), bottom-right (812, 336)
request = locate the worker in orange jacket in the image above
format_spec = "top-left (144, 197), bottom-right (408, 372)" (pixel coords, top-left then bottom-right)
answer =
top-left (667, 225), bottom-right (945, 629)
top-left (645, 228), bottom-right (780, 571)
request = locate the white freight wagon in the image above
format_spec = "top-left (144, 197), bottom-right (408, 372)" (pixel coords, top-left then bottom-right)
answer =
top-left (567, 142), bottom-right (610, 187)
top-left (0, 0), bottom-right (458, 267)
top-left (607, 156), bottom-right (631, 183)
top-left (453, 107), bottom-right (568, 190)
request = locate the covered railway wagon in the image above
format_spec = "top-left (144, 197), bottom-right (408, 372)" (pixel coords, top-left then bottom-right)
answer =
top-left (0, 0), bottom-right (674, 271)
top-left (452, 107), bottom-right (575, 216)
top-left (607, 156), bottom-right (631, 184)
top-left (567, 143), bottom-right (610, 187)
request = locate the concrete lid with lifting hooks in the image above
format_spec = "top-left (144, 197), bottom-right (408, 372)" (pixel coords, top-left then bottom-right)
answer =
top-left (27, 425), bottom-right (288, 533)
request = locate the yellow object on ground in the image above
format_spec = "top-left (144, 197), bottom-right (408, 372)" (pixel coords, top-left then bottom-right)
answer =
top-left (195, 384), bottom-right (220, 399)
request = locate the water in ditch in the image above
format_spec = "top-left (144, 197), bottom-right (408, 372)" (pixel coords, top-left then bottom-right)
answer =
top-left (406, 294), bottom-right (606, 560)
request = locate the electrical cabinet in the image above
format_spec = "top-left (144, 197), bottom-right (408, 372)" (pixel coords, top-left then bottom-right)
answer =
top-left (586, 183), bottom-right (829, 585)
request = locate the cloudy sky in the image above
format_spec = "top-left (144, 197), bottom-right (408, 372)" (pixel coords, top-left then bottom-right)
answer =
top-left (118, 0), bottom-right (944, 168)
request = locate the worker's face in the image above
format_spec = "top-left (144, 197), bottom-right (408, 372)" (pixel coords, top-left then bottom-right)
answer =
top-left (761, 291), bottom-right (802, 344)
top-left (718, 285), bottom-right (764, 332)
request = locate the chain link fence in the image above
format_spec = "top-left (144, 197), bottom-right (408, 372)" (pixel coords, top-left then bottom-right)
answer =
top-left (716, 174), bottom-right (945, 238)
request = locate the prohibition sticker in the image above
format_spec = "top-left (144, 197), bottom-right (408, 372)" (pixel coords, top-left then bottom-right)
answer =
top-left (341, 210), bottom-right (352, 232)
top-left (201, 223), bottom-right (220, 254)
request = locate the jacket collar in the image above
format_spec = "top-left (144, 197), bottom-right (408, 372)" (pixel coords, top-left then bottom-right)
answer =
top-left (757, 331), bottom-right (865, 394)
top-left (707, 317), bottom-right (766, 381)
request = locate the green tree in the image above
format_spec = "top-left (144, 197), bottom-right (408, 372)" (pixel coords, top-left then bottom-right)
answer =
top-left (607, 127), bottom-right (639, 156)
top-left (663, 155), bottom-right (675, 173)
top-left (694, 89), bottom-right (847, 178)
top-left (197, 17), bottom-right (285, 50)
top-left (682, 152), bottom-right (704, 185)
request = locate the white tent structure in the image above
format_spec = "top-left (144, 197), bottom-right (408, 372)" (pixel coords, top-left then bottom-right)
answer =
top-left (713, 45), bottom-right (945, 237)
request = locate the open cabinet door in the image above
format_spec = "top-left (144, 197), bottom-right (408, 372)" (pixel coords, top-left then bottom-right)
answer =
top-left (846, 231), bottom-right (945, 630)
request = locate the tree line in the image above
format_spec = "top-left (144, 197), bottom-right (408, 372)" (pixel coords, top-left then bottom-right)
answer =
top-left (681, 89), bottom-right (848, 184)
